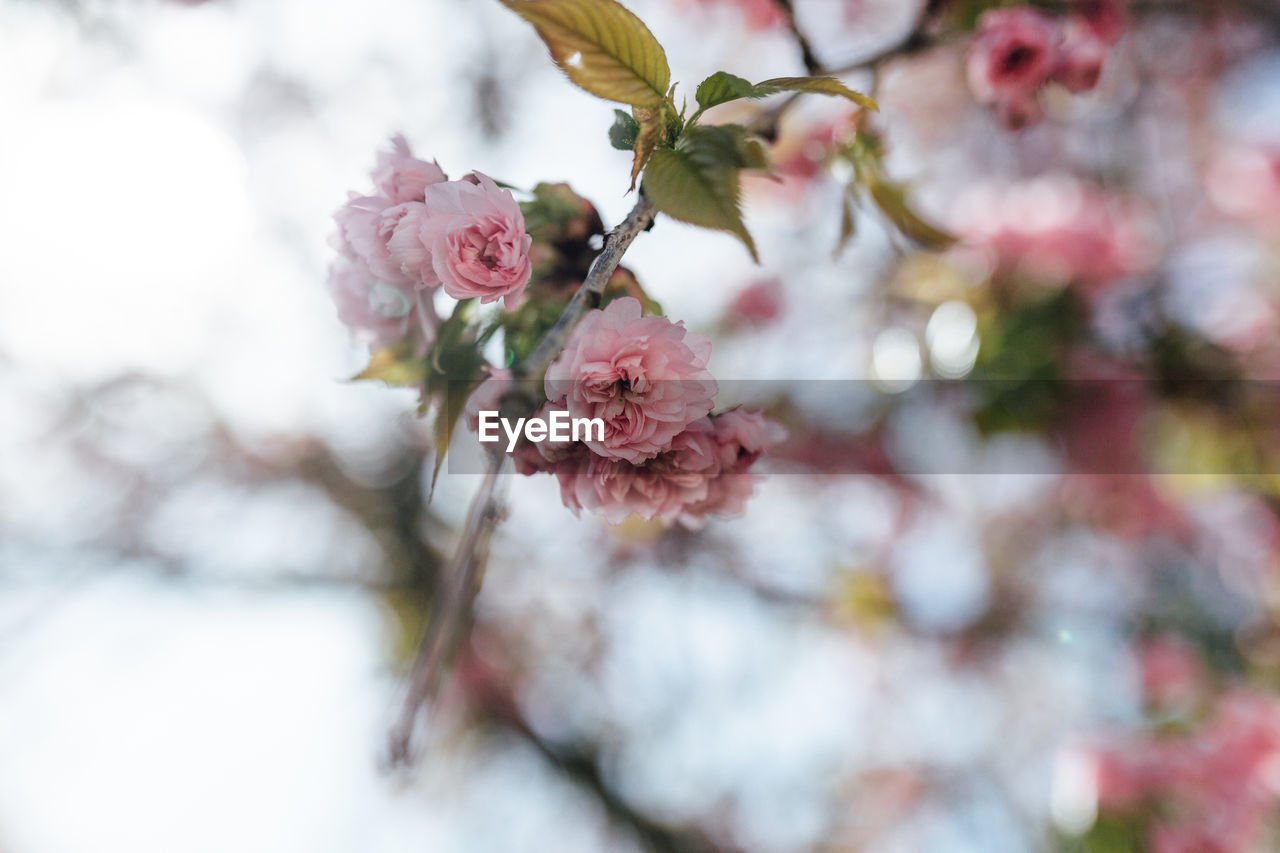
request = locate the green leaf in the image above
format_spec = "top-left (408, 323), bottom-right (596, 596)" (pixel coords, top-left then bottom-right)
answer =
top-left (694, 71), bottom-right (757, 111)
top-left (643, 125), bottom-right (759, 261)
top-left (692, 71), bottom-right (878, 118)
top-left (846, 133), bottom-right (956, 251)
top-left (754, 77), bottom-right (879, 111)
top-left (608, 108), bottom-right (639, 150)
top-left (420, 302), bottom-right (494, 494)
top-left (500, 0), bottom-right (671, 106)
top-left (429, 375), bottom-right (483, 495)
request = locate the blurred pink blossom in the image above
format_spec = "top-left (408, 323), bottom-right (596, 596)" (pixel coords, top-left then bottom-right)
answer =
top-left (952, 176), bottom-right (1157, 288)
top-left (967, 8), bottom-right (1059, 129)
top-left (1140, 635), bottom-right (1204, 710)
top-left (545, 297), bottom-right (718, 464)
top-left (1054, 19), bottom-right (1110, 93)
top-left (1075, 0), bottom-right (1127, 45)
top-left (725, 278), bottom-right (784, 328)
top-left (967, 5), bottom-right (1120, 127)
top-left (678, 0), bottom-right (787, 31)
top-left (1206, 144), bottom-right (1280, 229)
top-left (1093, 689), bottom-right (1280, 853)
top-left (327, 256), bottom-right (422, 351)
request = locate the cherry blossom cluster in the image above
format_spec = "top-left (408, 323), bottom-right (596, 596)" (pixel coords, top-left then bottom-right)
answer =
top-left (330, 141), bottom-right (784, 527)
top-left (329, 137), bottom-right (532, 351)
top-left (950, 175), bottom-right (1156, 289)
top-left (1088, 640), bottom-right (1280, 853)
top-left (967, 0), bottom-right (1125, 129)
top-left (475, 298), bottom-right (786, 527)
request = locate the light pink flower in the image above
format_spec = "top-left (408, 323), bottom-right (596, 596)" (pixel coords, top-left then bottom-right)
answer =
top-left (333, 194), bottom-right (420, 285)
top-left (554, 419), bottom-right (722, 525)
top-left (545, 409), bottom-right (784, 526)
top-left (709, 409), bottom-right (788, 472)
top-left (545, 297), bottom-right (718, 464)
top-left (372, 135), bottom-right (447, 204)
top-left (411, 172), bottom-right (532, 309)
top-left (327, 256), bottom-right (422, 350)
top-left (683, 409), bottom-right (787, 521)
top-left (967, 8), bottom-right (1059, 129)
top-left (1053, 19), bottom-right (1109, 93)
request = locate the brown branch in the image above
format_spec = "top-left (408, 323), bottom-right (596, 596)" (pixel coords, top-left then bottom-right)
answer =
top-left (515, 192), bottom-right (657, 384)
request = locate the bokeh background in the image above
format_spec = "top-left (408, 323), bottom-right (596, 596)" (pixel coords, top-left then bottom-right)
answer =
top-left (3, 0), bottom-right (1280, 851)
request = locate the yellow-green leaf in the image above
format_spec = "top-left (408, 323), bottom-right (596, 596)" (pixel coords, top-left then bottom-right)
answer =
top-left (501, 0), bottom-right (671, 106)
top-left (755, 76), bottom-right (879, 111)
top-left (847, 132), bottom-right (955, 251)
top-left (629, 104), bottom-right (663, 190)
top-left (865, 175), bottom-right (957, 250)
top-left (835, 190), bottom-right (858, 257)
top-left (643, 127), bottom-right (759, 261)
top-left (352, 348), bottom-right (427, 387)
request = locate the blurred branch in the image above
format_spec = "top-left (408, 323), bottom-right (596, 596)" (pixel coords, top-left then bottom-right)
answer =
top-left (460, 640), bottom-right (725, 853)
top-left (389, 451), bottom-right (508, 764)
top-left (749, 4), bottom-right (937, 138)
top-left (390, 193), bottom-right (658, 765)
top-left (775, 0), bottom-right (823, 76)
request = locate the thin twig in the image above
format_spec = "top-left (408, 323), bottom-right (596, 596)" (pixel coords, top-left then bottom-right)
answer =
top-left (775, 0), bottom-right (823, 76)
top-left (748, 10), bottom-right (937, 139)
top-left (388, 448), bottom-right (508, 764)
top-left (389, 192), bottom-right (657, 764)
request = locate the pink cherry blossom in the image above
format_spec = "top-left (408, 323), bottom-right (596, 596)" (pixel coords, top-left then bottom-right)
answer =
top-left (371, 134), bottom-right (447, 204)
top-left (682, 409), bottom-right (787, 521)
top-left (414, 172), bottom-right (532, 309)
top-left (1053, 19), bottom-right (1110, 93)
top-left (967, 8), bottom-right (1059, 129)
top-left (327, 256), bottom-right (422, 351)
top-left (333, 194), bottom-right (422, 285)
top-left (544, 408), bottom-right (785, 526)
top-left (553, 418), bottom-right (722, 525)
top-left (545, 297), bottom-right (718, 464)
